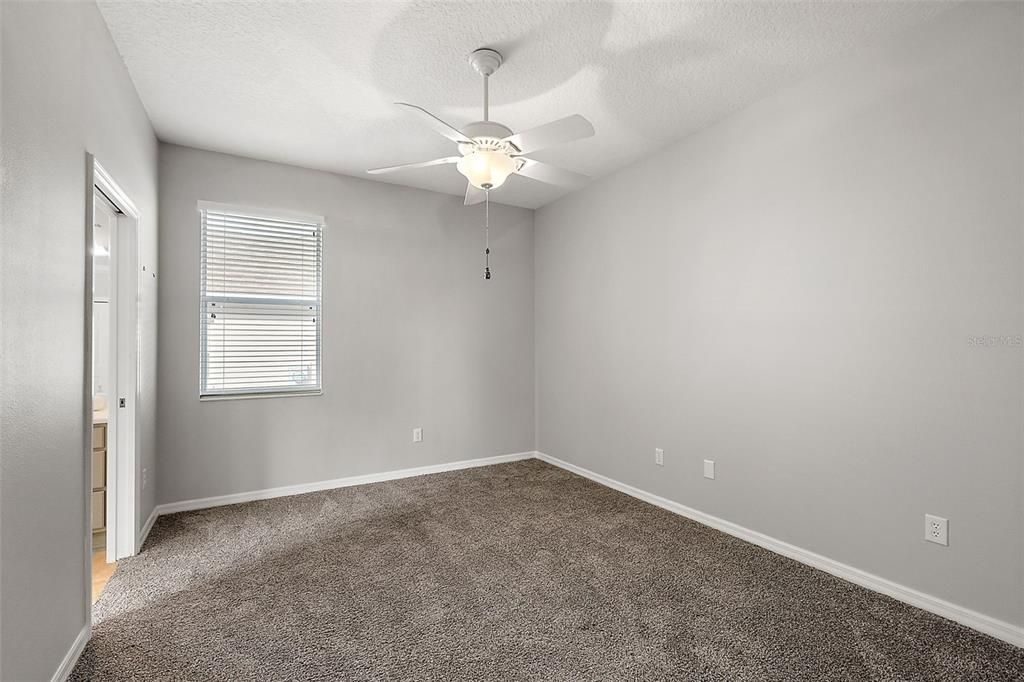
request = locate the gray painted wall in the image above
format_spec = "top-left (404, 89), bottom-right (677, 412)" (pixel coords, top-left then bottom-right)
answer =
top-left (535, 3), bottom-right (1023, 628)
top-left (0, 2), bottom-right (159, 679)
top-left (2, 2), bottom-right (1020, 678)
top-left (157, 144), bottom-right (534, 504)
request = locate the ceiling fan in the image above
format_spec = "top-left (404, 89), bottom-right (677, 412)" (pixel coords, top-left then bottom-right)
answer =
top-left (368, 48), bottom-right (595, 205)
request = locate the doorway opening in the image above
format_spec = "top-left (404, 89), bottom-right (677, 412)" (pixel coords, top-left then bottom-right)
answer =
top-left (87, 158), bottom-right (141, 604)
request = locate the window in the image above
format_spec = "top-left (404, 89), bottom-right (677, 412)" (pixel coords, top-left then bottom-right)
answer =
top-left (199, 202), bottom-right (322, 398)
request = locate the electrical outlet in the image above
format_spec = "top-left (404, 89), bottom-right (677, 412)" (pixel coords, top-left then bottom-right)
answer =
top-left (925, 514), bottom-right (948, 546)
top-left (412, 427), bottom-right (423, 443)
top-left (654, 448), bottom-right (664, 466)
top-left (142, 467), bottom-right (148, 490)
top-left (703, 459), bottom-right (715, 479)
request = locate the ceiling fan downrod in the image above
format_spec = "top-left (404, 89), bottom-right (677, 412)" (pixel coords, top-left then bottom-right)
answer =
top-left (469, 48), bottom-right (502, 123)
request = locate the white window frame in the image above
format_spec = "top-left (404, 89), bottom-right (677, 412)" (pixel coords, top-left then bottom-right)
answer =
top-left (198, 200), bottom-right (324, 401)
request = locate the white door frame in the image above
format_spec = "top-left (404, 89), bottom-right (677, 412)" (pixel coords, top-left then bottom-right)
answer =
top-left (86, 157), bottom-right (141, 581)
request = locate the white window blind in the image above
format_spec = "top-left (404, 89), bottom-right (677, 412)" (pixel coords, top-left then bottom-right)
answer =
top-left (199, 202), bottom-right (323, 398)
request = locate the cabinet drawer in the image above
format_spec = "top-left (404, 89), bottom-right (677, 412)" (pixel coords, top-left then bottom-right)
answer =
top-left (92, 424), bottom-right (106, 450)
top-left (91, 491), bottom-right (105, 531)
top-left (91, 450), bottom-right (106, 491)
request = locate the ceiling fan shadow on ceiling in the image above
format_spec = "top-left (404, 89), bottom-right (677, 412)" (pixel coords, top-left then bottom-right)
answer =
top-left (367, 48), bottom-right (595, 206)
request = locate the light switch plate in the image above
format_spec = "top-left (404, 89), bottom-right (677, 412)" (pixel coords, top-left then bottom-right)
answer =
top-left (703, 459), bottom-right (715, 479)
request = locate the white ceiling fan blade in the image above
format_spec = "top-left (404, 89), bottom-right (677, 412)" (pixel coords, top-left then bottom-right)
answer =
top-left (396, 103), bottom-right (473, 144)
top-left (367, 157), bottom-right (460, 175)
top-left (515, 158), bottom-right (590, 188)
top-left (465, 183), bottom-right (486, 206)
top-left (504, 114), bottom-right (594, 154)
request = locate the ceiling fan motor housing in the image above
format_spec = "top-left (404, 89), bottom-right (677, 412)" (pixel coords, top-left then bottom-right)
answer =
top-left (459, 121), bottom-right (516, 153)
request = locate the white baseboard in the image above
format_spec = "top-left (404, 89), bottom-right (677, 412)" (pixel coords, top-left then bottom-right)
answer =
top-left (155, 451), bottom-right (536, 516)
top-left (535, 451), bottom-right (1024, 649)
top-left (51, 623), bottom-right (90, 682)
top-left (137, 506), bottom-right (158, 552)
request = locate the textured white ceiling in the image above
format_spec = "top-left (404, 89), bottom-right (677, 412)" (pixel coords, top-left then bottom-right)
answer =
top-left (97, 1), bottom-right (951, 209)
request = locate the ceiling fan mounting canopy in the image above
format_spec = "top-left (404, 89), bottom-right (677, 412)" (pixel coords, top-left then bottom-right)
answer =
top-left (367, 46), bottom-right (595, 203)
top-left (468, 48), bottom-right (503, 77)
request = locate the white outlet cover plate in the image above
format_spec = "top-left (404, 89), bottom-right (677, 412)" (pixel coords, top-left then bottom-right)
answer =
top-left (412, 427), bottom-right (423, 443)
top-left (654, 448), bottom-right (664, 466)
top-left (925, 514), bottom-right (948, 546)
top-left (703, 459), bottom-right (715, 479)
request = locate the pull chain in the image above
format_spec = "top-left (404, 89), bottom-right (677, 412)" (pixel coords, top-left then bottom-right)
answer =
top-left (484, 190), bottom-right (491, 280)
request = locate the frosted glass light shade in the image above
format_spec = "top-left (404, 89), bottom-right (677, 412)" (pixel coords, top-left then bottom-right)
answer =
top-left (456, 151), bottom-right (517, 190)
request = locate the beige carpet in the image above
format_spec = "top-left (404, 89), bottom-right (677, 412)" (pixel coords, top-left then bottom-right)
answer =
top-left (72, 459), bottom-right (1023, 681)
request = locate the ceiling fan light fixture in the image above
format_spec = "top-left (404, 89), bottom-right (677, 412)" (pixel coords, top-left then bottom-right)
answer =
top-left (457, 150), bottom-right (517, 190)
top-left (366, 47), bottom-right (594, 204)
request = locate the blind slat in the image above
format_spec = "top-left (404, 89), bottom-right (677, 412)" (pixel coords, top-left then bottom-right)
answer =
top-left (201, 207), bottom-right (323, 397)
top-left (204, 227), bottom-right (320, 244)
